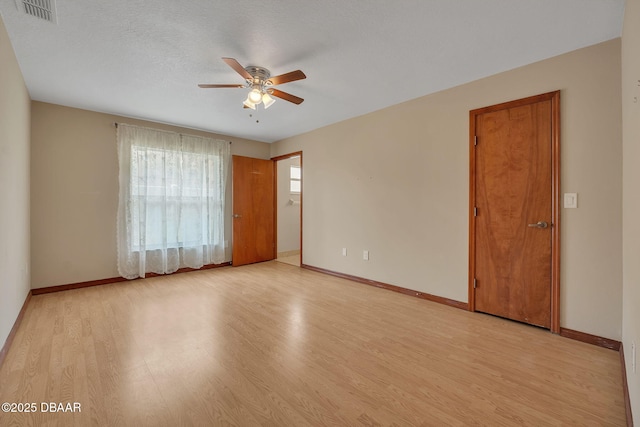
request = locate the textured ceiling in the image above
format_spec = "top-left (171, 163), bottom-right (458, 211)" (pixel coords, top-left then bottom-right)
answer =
top-left (0, 0), bottom-right (625, 143)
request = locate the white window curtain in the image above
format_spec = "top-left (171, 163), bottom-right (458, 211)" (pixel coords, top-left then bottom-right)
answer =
top-left (116, 123), bottom-right (230, 279)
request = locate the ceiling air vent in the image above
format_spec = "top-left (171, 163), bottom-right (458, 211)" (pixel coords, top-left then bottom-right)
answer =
top-left (17, 0), bottom-right (57, 23)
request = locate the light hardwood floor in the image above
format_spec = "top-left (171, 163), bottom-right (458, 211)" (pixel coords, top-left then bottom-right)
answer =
top-left (275, 255), bottom-right (301, 267)
top-left (0, 261), bottom-right (626, 426)
top-left (276, 250), bottom-right (301, 267)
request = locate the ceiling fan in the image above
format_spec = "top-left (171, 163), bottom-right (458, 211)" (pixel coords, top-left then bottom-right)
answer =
top-left (199, 57), bottom-right (306, 110)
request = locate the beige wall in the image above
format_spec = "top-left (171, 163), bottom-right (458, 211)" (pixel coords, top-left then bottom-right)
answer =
top-left (30, 102), bottom-right (270, 289)
top-left (277, 156), bottom-right (301, 253)
top-left (272, 39), bottom-right (623, 340)
top-left (0, 16), bottom-right (31, 347)
top-left (622, 0), bottom-right (639, 420)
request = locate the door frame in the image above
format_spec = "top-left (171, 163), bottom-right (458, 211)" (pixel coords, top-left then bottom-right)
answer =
top-left (468, 91), bottom-right (561, 333)
top-left (271, 151), bottom-right (303, 266)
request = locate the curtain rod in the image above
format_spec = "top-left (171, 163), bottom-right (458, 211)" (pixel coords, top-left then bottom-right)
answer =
top-left (113, 122), bottom-right (232, 144)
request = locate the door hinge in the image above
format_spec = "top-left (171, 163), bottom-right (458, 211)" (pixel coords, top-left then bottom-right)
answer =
top-left (473, 278), bottom-right (477, 289)
top-left (474, 206), bottom-right (477, 217)
top-left (474, 135), bottom-right (478, 146)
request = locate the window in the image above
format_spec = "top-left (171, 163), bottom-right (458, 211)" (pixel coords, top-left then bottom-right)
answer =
top-left (290, 165), bottom-right (301, 193)
top-left (129, 146), bottom-right (223, 250)
top-left (116, 124), bottom-right (230, 279)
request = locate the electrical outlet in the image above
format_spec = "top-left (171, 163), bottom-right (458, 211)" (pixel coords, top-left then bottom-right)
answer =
top-left (342, 248), bottom-right (347, 256)
top-left (363, 250), bottom-right (369, 261)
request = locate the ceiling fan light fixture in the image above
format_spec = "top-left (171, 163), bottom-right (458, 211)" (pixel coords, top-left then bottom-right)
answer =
top-left (243, 98), bottom-right (256, 110)
top-left (262, 92), bottom-right (275, 109)
top-left (248, 88), bottom-right (263, 104)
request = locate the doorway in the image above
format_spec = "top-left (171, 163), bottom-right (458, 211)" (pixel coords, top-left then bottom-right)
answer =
top-left (469, 91), bottom-right (560, 332)
top-left (273, 152), bottom-right (302, 267)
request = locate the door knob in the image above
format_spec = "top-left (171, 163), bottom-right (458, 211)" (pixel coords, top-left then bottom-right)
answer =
top-left (528, 221), bottom-right (548, 229)
top-left (233, 214), bottom-right (242, 218)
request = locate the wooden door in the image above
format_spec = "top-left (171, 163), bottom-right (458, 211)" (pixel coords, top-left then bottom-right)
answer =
top-left (470, 92), bottom-right (560, 330)
top-left (232, 155), bottom-right (275, 266)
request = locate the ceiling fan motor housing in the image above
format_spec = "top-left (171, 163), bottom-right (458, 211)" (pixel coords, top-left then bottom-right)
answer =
top-left (245, 66), bottom-right (271, 86)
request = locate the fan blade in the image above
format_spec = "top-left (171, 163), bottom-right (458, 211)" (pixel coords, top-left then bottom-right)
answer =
top-left (222, 57), bottom-right (252, 80)
top-left (198, 84), bottom-right (245, 88)
top-left (268, 70), bottom-right (306, 86)
top-left (270, 88), bottom-right (304, 105)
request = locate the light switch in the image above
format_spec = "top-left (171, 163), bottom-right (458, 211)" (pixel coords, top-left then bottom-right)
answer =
top-left (363, 250), bottom-right (369, 261)
top-left (564, 193), bottom-right (578, 209)
top-left (342, 248), bottom-right (347, 256)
